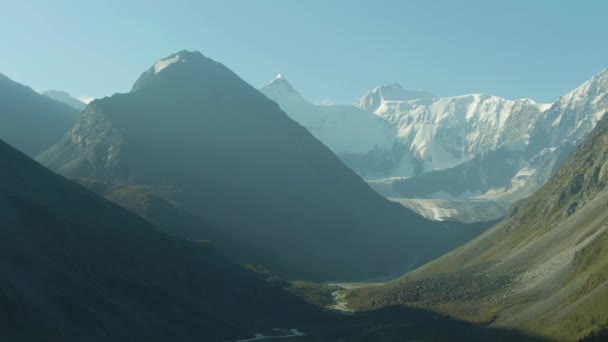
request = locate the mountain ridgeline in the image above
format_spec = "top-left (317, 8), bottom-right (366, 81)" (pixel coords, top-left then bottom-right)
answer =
top-left (42, 90), bottom-right (87, 110)
top-left (0, 74), bottom-right (80, 156)
top-left (359, 70), bottom-right (608, 223)
top-left (38, 51), bottom-right (492, 281)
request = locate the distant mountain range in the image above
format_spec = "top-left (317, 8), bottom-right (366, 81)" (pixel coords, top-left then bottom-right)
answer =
top-left (37, 50), bottom-right (491, 282)
top-left (0, 74), bottom-right (80, 156)
top-left (43, 90), bottom-right (86, 110)
top-left (375, 70), bottom-right (608, 221)
top-left (346, 110), bottom-right (608, 341)
top-left (266, 69), bottom-right (608, 222)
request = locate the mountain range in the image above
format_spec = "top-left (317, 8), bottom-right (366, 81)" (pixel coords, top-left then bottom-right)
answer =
top-left (379, 70), bottom-right (608, 221)
top-left (266, 69), bottom-right (608, 223)
top-left (0, 46), bottom-right (607, 341)
top-left (0, 132), bottom-right (544, 341)
top-left (37, 50), bottom-right (492, 282)
top-left (0, 51), bottom-right (552, 341)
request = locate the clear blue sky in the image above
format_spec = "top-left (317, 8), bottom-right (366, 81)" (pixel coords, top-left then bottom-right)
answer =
top-left (1, 0), bottom-right (607, 104)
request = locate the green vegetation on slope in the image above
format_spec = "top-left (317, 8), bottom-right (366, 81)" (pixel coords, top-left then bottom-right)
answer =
top-left (347, 113), bottom-right (608, 341)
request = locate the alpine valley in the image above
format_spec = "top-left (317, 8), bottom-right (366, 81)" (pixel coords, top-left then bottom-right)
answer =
top-left (1, 47), bottom-right (607, 342)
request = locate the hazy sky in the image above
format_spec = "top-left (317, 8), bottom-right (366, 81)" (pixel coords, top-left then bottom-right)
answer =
top-left (1, 0), bottom-right (607, 104)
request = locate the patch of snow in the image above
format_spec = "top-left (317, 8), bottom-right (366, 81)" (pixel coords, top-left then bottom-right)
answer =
top-left (153, 54), bottom-right (181, 74)
top-left (78, 96), bottom-right (96, 104)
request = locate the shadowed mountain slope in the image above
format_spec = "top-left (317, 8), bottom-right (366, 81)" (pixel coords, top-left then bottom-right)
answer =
top-left (38, 51), bottom-right (492, 281)
top-left (0, 138), bottom-right (330, 341)
top-left (0, 74), bottom-right (79, 156)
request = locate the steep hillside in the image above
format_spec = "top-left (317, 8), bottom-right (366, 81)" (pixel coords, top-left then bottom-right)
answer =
top-left (0, 138), bottom-right (329, 341)
top-left (38, 50), bottom-right (491, 281)
top-left (347, 113), bottom-right (608, 341)
top-left (0, 74), bottom-right (80, 156)
top-left (76, 179), bottom-right (270, 263)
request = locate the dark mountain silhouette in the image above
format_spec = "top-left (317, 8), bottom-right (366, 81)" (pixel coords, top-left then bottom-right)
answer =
top-left (0, 137), bottom-right (331, 341)
top-left (0, 74), bottom-right (79, 156)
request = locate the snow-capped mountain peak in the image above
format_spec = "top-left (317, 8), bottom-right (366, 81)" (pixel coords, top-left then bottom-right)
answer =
top-left (260, 73), bottom-right (306, 105)
top-left (355, 83), bottom-right (435, 112)
top-left (266, 73), bottom-right (297, 91)
top-left (531, 68), bottom-right (608, 147)
top-left (259, 75), bottom-right (399, 176)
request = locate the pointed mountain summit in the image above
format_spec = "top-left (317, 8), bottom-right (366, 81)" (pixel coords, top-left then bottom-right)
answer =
top-left (260, 73), bottom-right (307, 105)
top-left (39, 51), bottom-right (490, 281)
top-left (0, 73), bottom-right (80, 156)
top-left (355, 83), bottom-right (435, 113)
top-left (531, 68), bottom-right (608, 148)
top-left (268, 74), bottom-right (297, 92)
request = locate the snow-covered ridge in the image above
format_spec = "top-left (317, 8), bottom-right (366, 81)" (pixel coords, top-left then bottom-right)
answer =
top-left (355, 83), bottom-right (435, 113)
top-left (261, 68), bottom-right (607, 188)
top-left (532, 69), bottom-right (608, 147)
top-left (373, 93), bottom-right (550, 172)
